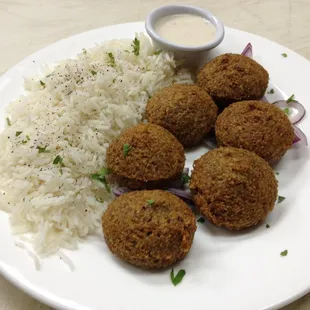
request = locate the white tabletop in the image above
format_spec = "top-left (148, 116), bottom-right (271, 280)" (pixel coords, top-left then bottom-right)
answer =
top-left (0, 0), bottom-right (310, 309)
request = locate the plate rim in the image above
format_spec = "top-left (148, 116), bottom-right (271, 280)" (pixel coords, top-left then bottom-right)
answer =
top-left (0, 21), bottom-right (309, 310)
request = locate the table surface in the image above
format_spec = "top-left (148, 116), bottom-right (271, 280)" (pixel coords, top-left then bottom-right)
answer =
top-left (0, 0), bottom-right (310, 309)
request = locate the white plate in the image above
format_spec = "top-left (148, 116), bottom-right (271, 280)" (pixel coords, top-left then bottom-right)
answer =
top-left (0, 22), bottom-right (310, 310)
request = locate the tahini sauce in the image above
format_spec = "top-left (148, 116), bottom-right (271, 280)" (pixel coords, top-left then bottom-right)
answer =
top-left (155, 14), bottom-right (217, 46)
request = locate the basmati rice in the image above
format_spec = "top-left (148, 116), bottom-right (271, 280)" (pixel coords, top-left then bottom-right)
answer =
top-left (0, 33), bottom-right (193, 256)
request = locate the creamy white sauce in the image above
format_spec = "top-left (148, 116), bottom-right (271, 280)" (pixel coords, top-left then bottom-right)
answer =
top-left (155, 14), bottom-right (217, 46)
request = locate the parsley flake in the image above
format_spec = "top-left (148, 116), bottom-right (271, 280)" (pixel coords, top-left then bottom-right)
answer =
top-left (286, 94), bottom-right (295, 103)
top-left (6, 118), bottom-right (11, 126)
top-left (107, 52), bottom-right (116, 67)
top-left (131, 38), bottom-right (140, 56)
top-left (266, 224), bottom-right (270, 229)
top-left (278, 196), bottom-right (286, 203)
top-left (197, 217), bottom-right (205, 223)
top-left (170, 269), bottom-right (186, 286)
top-left (39, 80), bottom-right (46, 88)
top-left (37, 146), bottom-right (49, 153)
top-left (53, 155), bottom-right (64, 167)
top-left (90, 70), bottom-right (97, 76)
top-left (146, 199), bottom-right (155, 205)
top-left (280, 249), bottom-right (288, 256)
top-left (123, 143), bottom-right (132, 158)
top-left (181, 172), bottom-right (191, 184)
top-left (268, 89), bottom-right (275, 94)
top-left (91, 168), bottom-right (111, 193)
top-left (154, 50), bottom-right (162, 55)
top-left (281, 53), bottom-right (288, 58)
top-left (15, 131), bottom-right (22, 137)
top-left (284, 107), bottom-right (290, 115)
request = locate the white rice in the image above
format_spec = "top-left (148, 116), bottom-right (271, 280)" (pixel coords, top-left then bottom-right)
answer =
top-left (0, 33), bottom-right (193, 256)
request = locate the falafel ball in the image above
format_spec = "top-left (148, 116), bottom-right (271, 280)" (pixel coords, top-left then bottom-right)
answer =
top-left (197, 53), bottom-right (269, 110)
top-left (106, 123), bottom-right (185, 189)
top-left (102, 190), bottom-right (196, 269)
top-left (215, 100), bottom-right (295, 164)
top-left (146, 84), bottom-right (218, 147)
top-left (190, 147), bottom-right (278, 230)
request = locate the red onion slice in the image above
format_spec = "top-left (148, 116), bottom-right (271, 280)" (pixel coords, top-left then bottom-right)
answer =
top-left (293, 125), bottom-right (308, 146)
top-left (112, 187), bottom-right (130, 197)
top-left (111, 168), bottom-right (192, 198)
top-left (241, 43), bottom-right (253, 58)
top-left (261, 96), bottom-right (269, 103)
top-left (273, 100), bottom-right (306, 124)
top-left (112, 186), bottom-right (193, 202)
top-left (204, 134), bottom-right (217, 150)
top-left (167, 188), bottom-right (193, 201)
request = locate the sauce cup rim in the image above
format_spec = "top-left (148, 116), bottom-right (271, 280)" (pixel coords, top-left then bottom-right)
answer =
top-left (145, 4), bottom-right (225, 52)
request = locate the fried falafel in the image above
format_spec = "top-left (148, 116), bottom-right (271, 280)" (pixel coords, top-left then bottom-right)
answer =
top-left (102, 190), bottom-right (196, 269)
top-left (197, 53), bottom-right (269, 110)
top-left (190, 147), bottom-right (278, 230)
top-left (215, 100), bottom-right (295, 164)
top-left (106, 123), bottom-right (185, 189)
top-left (146, 84), bottom-right (218, 147)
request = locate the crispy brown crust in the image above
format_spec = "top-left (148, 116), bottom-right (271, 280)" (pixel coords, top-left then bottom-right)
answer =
top-left (102, 190), bottom-right (196, 269)
top-left (197, 54), bottom-right (269, 110)
top-left (215, 100), bottom-right (295, 164)
top-left (189, 147), bottom-right (278, 230)
top-left (106, 123), bottom-right (185, 188)
top-left (146, 84), bottom-right (218, 147)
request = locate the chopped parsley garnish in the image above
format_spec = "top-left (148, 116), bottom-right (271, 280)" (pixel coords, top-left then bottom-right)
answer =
top-left (15, 131), bottom-right (22, 137)
top-left (268, 89), bottom-right (275, 94)
top-left (281, 53), bottom-right (288, 58)
top-left (53, 155), bottom-right (64, 167)
top-left (275, 171), bottom-right (279, 175)
top-left (181, 172), bottom-right (191, 184)
top-left (170, 269), bottom-right (186, 286)
top-left (6, 118), bottom-right (11, 126)
top-left (197, 217), bottom-right (205, 223)
top-left (124, 49), bottom-right (129, 53)
top-left (286, 94), bottom-right (295, 103)
top-left (284, 107), bottom-right (290, 115)
top-left (131, 38), bottom-right (140, 56)
top-left (37, 146), bottom-right (49, 153)
top-left (123, 143), bottom-right (132, 158)
top-left (21, 135), bottom-right (29, 144)
top-left (107, 52), bottom-right (116, 67)
top-left (112, 78), bottom-right (116, 83)
top-left (90, 69), bottom-right (97, 75)
top-left (280, 249), bottom-right (288, 256)
top-left (146, 199), bottom-right (155, 205)
top-left (266, 224), bottom-right (270, 229)
top-left (278, 196), bottom-right (286, 203)
top-left (154, 50), bottom-right (162, 55)
top-left (82, 48), bottom-right (87, 55)
top-left (39, 80), bottom-right (46, 88)
top-left (91, 168), bottom-right (111, 193)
